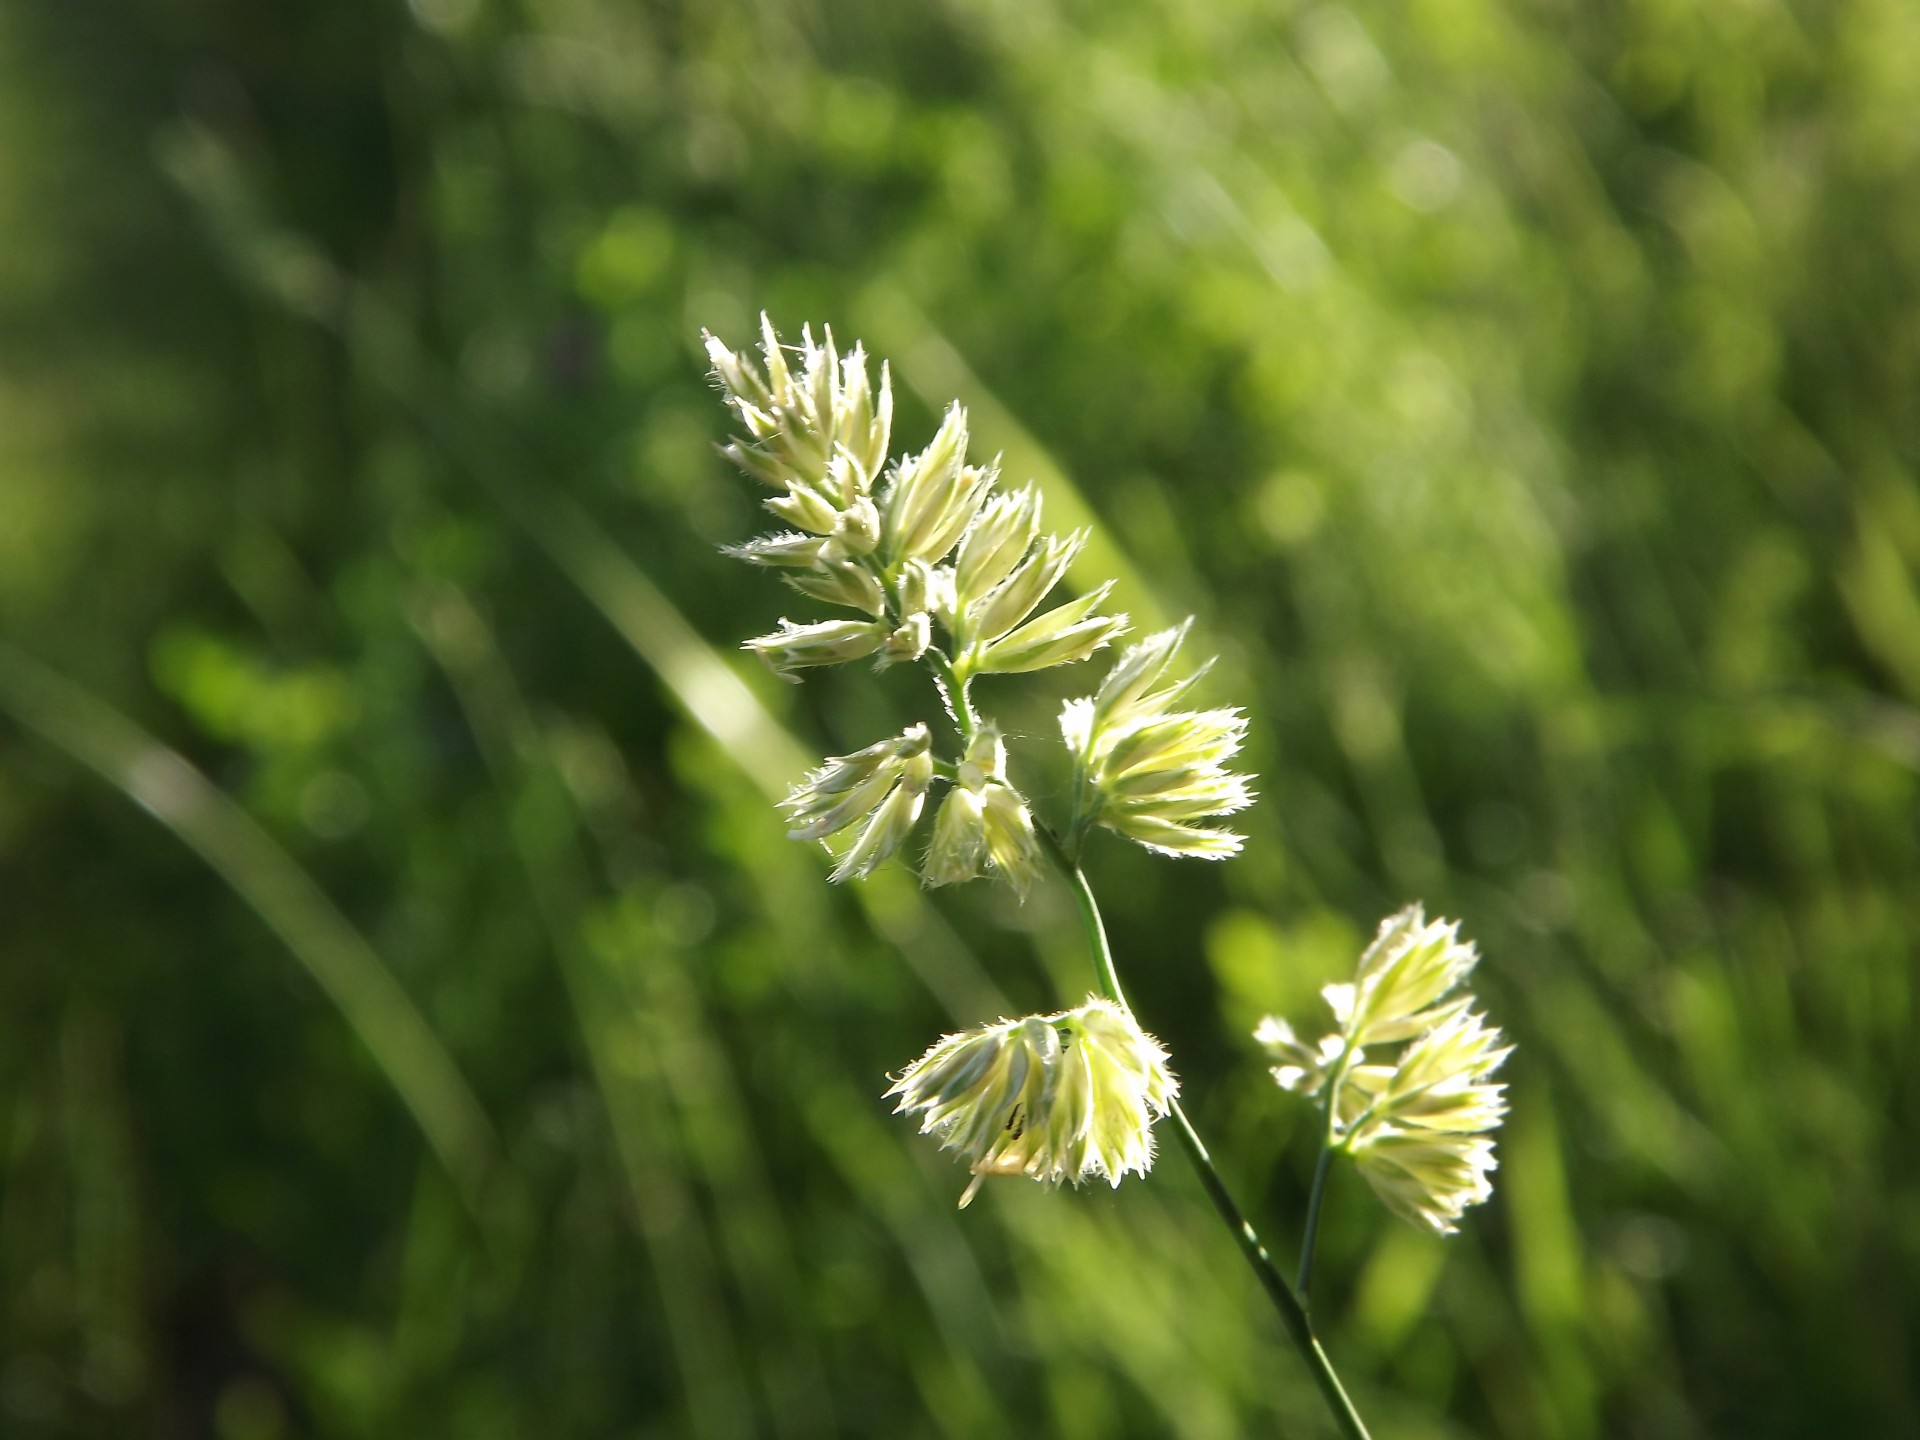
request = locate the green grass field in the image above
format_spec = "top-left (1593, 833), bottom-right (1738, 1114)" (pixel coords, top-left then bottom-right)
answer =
top-left (2, 1), bottom-right (1918, 1434)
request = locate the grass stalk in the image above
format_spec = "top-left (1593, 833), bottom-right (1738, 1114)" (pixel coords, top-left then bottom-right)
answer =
top-left (1037, 825), bottom-right (1372, 1440)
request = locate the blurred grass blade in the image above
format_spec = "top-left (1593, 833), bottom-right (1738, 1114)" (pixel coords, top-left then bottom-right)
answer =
top-left (412, 579), bottom-right (824, 1439)
top-left (481, 482), bottom-right (811, 799)
top-left (0, 640), bottom-right (499, 1212)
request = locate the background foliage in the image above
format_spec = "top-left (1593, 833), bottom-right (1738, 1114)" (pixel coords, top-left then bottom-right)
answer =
top-left (3, 0), bottom-right (1919, 1435)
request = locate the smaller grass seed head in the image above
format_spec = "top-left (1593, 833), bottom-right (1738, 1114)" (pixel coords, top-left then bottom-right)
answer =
top-left (1327, 904), bottom-right (1480, 1048)
top-left (1062, 625), bottom-right (1253, 858)
top-left (1347, 1127), bottom-right (1499, 1236)
top-left (1256, 905), bottom-right (1512, 1236)
top-left (887, 997), bottom-right (1179, 1207)
top-left (705, 314), bottom-right (892, 504)
top-left (779, 724), bottom-right (933, 882)
top-left (923, 726), bottom-right (1044, 895)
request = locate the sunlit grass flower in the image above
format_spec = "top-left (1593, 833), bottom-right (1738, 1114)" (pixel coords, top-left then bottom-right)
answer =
top-left (1329, 904), bottom-right (1481, 1048)
top-left (953, 484), bottom-right (1042, 610)
top-left (1346, 1127), bottom-right (1498, 1236)
top-left (783, 555), bottom-right (886, 617)
top-left (922, 783), bottom-right (988, 888)
top-left (1257, 904), bottom-right (1511, 1236)
top-left (887, 997), bottom-right (1178, 1207)
top-left (1344, 1007), bottom-right (1511, 1136)
top-left (974, 581), bottom-right (1126, 675)
top-left (1341, 1005), bottom-right (1510, 1234)
top-left (743, 617), bottom-right (887, 678)
top-left (949, 526), bottom-right (1127, 677)
top-left (829, 744), bottom-right (933, 882)
top-left (721, 530), bottom-right (831, 568)
top-left (880, 405), bottom-right (996, 566)
top-left (779, 724), bottom-right (933, 881)
top-left (976, 780), bottom-right (1044, 896)
top-left (922, 726), bottom-right (1043, 893)
top-left (713, 320), bottom-right (1125, 704)
top-left (705, 313), bottom-right (891, 509)
top-left (1061, 624), bottom-right (1252, 857)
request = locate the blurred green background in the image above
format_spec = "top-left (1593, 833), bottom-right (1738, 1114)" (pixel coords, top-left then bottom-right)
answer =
top-left (3, 0), bottom-right (1919, 1435)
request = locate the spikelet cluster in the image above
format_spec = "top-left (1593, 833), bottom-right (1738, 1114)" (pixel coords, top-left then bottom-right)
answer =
top-left (1256, 905), bottom-right (1511, 1235)
top-left (709, 317), bottom-right (1141, 892)
top-left (778, 725), bottom-right (934, 882)
top-left (1061, 623), bottom-right (1254, 858)
top-left (887, 998), bottom-right (1179, 1207)
top-left (708, 315), bottom-right (891, 539)
top-left (921, 725), bottom-right (1045, 895)
top-left (710, 322), bottom-right (1256, 896)
top-left (708, 317), bottom-right (1127, 685)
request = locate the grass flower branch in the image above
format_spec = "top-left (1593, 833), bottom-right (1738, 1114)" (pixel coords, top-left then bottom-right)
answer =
top-left (1261, 905), bottom-right (1513, 1294)
top-left (697, 317), bottom-right (1512, 1439)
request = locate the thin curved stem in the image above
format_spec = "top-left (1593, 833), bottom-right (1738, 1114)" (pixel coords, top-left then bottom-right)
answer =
top-left (1037, 827), bottom-right (1371, 1440)
top-left (1298, 1137), bottom-right (1337, 1299)
top-left (925, 648), bottom-right (978, 744)
top-left (1299, 1042), bottom-right (1360, 1300)
top-left (1164, 1107), bottom-right (1371, 1440)
top-left (1039, 826), bottom-right (1128, 1010)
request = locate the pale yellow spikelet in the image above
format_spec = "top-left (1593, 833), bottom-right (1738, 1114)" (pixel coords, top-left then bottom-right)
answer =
top-left (976, 583), bottom-right (1128, 675)
top-left (923, 783), bottom-right (989, 888)
top-left (779, 725), bottom-right (936, 883)
top-left (782, 557), bottom-right (887, 616)
top-left (923, 727), bottom-right (996, 888)
top-left (917, 726), bottom-right (1044, 896)
top-left (1337, 904), bottom-right (1481, 1047)
top-left (1254, 1015), bottom-right (1343, 1098)
top-left (762, 483), bottom-right (843, 536)
top-left (721, 531), bottom-right (830, 568)
top-left (1063, 624), bottom-right (1253, 857)
top-left (1357, 1007), bottom-right (1511, 1134)
top-left (1256, 905), bottom-right (1511, 1236)
top-left (880, 407), bottom-right (995, 566)
top-left (705, 315), bottom-right (892, 502)
top-left (780, 724), bottom-right (931, 843)
top-left (978, 776), bottom-right (1044, 896)
top-left (1348, 1127), bottom-right (1498, 1235)
top-left (743, 617), bottom-right (888, 678)
top-left (953, 485), bottom-right (1043, 611)
top-left (887, 997), bottom-right (1178, 1208)
top-left (961, 530), bottom-right (1084, 648)
top-left (830, 745), bottom-right (933, 882)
